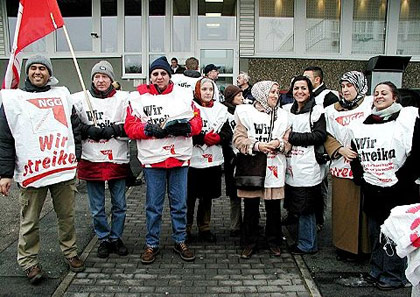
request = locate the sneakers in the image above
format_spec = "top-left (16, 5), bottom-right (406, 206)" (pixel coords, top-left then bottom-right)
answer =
top-left (240, 246), bottom-right (255, 259)
top-left (97, 240), bottom-right (112, 258)
top-left (110, 239), bottom-right (129, 256)
top-left (66, 255), bottom-right (85, 272)
top-left (141, 246), bottom-right (160, 264)
top-left (25, 264), bottom-right (45, 284)
top-left (173, 242), bottom-right (196, 262)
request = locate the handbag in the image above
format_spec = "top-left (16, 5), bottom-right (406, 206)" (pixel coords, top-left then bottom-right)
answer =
top-left (234, 152), bottom-right (267, 190)
top-left (234, 108), bottom-right (275, 190)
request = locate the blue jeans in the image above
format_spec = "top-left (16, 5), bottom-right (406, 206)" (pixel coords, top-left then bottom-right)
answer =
top-left (86, 179), bottom-right (127, 241)
top-left (143, 167), bottom-right (188, 248)
top-left (297, 213), bottom-right (318, 253)
top-left (368, 216), bottom-right (407, 287)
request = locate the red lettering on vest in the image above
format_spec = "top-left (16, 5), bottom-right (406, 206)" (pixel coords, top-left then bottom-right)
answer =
top-left (335, 112), bottom-right (364, 126)
top-left (163, 145), bottom-right (176, 155)
top-left (202, 154), bottom-right (213, 162)
top-left (100, 150), bottom-right (114, 160)
top-left (268, 166), bottom-right (278, 178)
top-left (27, 97), bottom-right (68, 127)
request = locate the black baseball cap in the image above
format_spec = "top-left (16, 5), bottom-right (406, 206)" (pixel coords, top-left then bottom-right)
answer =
top-left (204, 64), bottom-right (220, 75)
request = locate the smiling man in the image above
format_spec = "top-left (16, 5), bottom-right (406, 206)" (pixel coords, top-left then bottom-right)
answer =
top-left (71, 60), bottom-right (130, 259)
top-left (0, 55), bottom-right (85, 284)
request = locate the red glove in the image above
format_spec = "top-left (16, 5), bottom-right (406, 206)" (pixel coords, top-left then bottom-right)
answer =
top-left (203, 131), bottom-right (221, 146)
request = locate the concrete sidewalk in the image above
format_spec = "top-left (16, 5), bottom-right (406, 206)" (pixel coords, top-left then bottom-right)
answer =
top-left (55, 183), bottom-right (318, 297)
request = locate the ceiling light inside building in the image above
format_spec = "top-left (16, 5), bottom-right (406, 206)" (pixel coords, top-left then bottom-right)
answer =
top-left (205, 13), bottom-right (222, 17)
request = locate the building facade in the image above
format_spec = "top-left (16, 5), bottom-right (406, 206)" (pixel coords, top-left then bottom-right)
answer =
top-left (0, 0), bottom-right (419, 92)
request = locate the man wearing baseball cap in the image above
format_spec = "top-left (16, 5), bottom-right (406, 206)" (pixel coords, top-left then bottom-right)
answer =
top-left (203, 64), bottom-right (223, 102)
top-left (0, 54), bottom-right (85, 284)
top-left (71, 60), bottom-right (130, 259)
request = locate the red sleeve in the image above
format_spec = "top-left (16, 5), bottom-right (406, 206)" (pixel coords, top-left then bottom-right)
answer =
top-left (124, 105), bottom-right (150, 140)
top-left (189, 104), bottom-right (203, 136)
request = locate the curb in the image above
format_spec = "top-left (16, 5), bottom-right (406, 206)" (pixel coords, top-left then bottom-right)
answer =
top-left (283, 227), bottom-right (323, 297)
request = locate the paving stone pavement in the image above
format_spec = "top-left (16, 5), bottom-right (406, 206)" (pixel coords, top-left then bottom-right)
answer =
top-left (58, 183), bottom-right (317, 297)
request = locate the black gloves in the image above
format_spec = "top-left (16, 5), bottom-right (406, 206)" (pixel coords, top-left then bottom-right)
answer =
top-left (101, 124), bottom-right (127, 139)
top-left (165, 123), bottom-right (191, 137)
top-left (84, 125), bottom-right (103, 141)
top-left (144, 123), bottom-right (168, 138)
top-left (82, 123), bottom-right (127, 141)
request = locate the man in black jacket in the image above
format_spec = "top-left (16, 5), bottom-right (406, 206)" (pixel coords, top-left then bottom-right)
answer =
top-left (303, 66), bottom-right (339, 232)
top-left (0, 55), bottom-right (85, 284)
top-left (304, 66), bottom-right (339, 108)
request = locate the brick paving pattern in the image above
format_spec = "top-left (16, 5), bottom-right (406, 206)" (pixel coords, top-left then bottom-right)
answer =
top-left (63, 185), bottom-right (312, 297)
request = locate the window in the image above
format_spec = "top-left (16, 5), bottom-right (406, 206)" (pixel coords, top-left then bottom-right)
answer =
top-left (149, 0), bottom-right (165, 53)
top-left (258, 0), bottom-right (294, 52)
top-left (101, 0), bottom-right (117, 53)
top-left (352, 0), bottom-right (387, 54)
top-left (200, 49), bottom-right (234, 90)
top-left (306, 0), bottom-right (340, 53)
top-left (124, 0), bottom-right (142, 75)
top-left (198, 0), bottom-right (236, 41)
top-left (397, 0), bottom-right (420, 55)
top-left (173, 0), bottom-right (191, 52)
top-left (56, 0), bottom-right (93, 52)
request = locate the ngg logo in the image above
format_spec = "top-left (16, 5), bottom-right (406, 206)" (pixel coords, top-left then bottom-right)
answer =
top-left (29, 98), bottom-right (63, 109)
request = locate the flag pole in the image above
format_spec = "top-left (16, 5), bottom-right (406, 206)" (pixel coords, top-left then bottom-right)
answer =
top-left (61, 24), bottom-right (97, 126)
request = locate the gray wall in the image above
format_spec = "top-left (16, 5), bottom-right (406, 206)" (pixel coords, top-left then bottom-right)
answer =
top-left (245, 58), bottom-right (420, 91)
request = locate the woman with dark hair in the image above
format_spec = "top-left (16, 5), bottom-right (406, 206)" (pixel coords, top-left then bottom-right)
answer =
top-left (324, 71), bottom-right (372, 261)
top-left (350, 81), bottom-right (419, 290)
top-left (233, 81), bottom-right (290, 259)
top-left (284, 75), bottom-right (327, 255)
top-left (222, 85), bottom-right (244, 237)
top-left (186, 78), bottom-right (231, 243)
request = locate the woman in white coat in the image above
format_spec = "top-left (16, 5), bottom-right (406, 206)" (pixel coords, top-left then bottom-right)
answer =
top-left (233, 81), bottom-right (290, 259)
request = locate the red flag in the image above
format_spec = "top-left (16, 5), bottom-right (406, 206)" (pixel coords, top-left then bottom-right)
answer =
top-left (2, 0), bottom-right (64, 89)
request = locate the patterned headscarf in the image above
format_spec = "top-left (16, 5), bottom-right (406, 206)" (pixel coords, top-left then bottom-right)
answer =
top-left (338, 71), bottom-right (368, 109)
top-left (251, 81), bottom-right (278, 114)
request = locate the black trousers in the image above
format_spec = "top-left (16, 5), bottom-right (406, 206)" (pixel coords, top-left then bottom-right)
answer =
top-left (242, 198), bottom-right (282, 248)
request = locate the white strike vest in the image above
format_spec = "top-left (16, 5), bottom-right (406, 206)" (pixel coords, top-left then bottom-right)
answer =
top-left (190, 101), bottom-right (228, 168)
top-left (171, 74), bottom-right (200, 95)
top-left (71, 91), bottom-right (129, 164)
top-left (351, 107), bottom-right (418, 187)
top-left (129, 85), bottom-right (194, 166)
top-left (314, 88), bottom-right (339, 106)
top-left (325, 96), bottom-right (373, 179)
top-left (1, 87), bottom-right (76, 188)
top-left (235, 105), bottom-right (290, 188)
top-left (286, 105), bottom-right (325, 187)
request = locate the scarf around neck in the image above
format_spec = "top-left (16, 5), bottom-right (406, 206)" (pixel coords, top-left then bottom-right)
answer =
top-left (372, 102), bottom-right (403, 121)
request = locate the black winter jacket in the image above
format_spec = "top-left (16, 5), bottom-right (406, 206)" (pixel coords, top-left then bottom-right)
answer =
top-left (288, 98), bottom-right (327, 147)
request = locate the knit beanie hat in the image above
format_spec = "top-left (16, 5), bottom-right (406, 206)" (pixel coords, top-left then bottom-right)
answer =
top-left (25, 55), bottom-right (53, 76)
top-left (25, 54), bottom-right (59, 86)
top-left (91, 60), bottom-right (115, 81)
top-left (150, 56), bottom-right (172, 77)
top-left (224, 85), bottom-right (242, 103)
